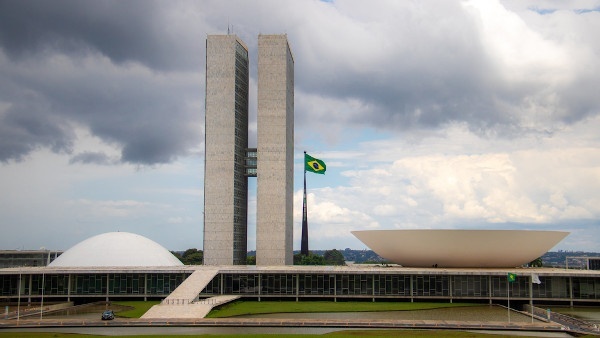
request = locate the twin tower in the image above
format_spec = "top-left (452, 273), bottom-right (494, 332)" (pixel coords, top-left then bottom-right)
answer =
top-left (203, 34), bottom-right (294, 266)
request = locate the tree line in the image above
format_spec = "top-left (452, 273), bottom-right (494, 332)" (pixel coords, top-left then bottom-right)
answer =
top-left (173, 248), bottom-right (552, 267)
top-left (172, 249), bottom-right (348, 266)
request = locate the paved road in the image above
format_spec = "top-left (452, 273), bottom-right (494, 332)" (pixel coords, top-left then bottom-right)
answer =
top-left (0, 326), bottom-right (576, 337)
top-left (0, 317), bottom-right (565, 330)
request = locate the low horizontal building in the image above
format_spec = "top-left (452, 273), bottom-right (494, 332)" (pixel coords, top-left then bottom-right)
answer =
top-left (1, 265), bottom-right (599, 306)
top-left (0, 250), bottom-right (62, 268)
top-left (3, 232), bottom-right (597, 308)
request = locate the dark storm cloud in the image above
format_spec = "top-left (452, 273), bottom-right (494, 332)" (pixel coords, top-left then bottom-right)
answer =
top-left (0, 103), bottom-right (73, 162)
top-left (295, 37), bottom-right (515, 134)
top-left (286, 1), bottom-right (511, 133)
top-left (1, 0), bottom-right (598, 165)
top-left (0, 48), bottom-right (202, 164)
top-left (69, 151), bottom-right (115, 165)
top-left (0, 75), bottom-right (74, 162)
top-left (0, 0), bottom-right (201, 71)
top-left (0, 0), bottom-right (205, 165)
top-left (285, 1), bottom-right (600, 137)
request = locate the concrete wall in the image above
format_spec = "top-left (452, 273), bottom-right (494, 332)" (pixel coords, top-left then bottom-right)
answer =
top-left (256, 35), bottom-right (294, 266)
top-left (204, 35), bottom-right (249, 265)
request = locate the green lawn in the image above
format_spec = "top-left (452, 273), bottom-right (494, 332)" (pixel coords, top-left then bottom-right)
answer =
top-left (98, 299), bottom-right (477, 319)
top-left (207, 300), bottom-right (480, 318)
top-left (112, 300), bottom-right (160, 318)
top-left (0, 331), bottom-right (577, 338)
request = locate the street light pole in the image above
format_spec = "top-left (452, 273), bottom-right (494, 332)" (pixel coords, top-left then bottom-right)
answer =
top-left (40, 273), bottom-right (45, 320)
top-left (17, 269), bottom-right (21, 323)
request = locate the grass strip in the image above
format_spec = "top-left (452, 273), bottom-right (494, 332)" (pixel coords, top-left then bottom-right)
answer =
top-left (111, 300), bottom-right (160, 318)
top-left (207, 300), bottom-right (480, 318)
top-left (0, 330), bottom-right (567, 338)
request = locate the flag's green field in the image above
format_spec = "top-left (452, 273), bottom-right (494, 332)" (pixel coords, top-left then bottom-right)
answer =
top-left (206, 300), bottom-right (480, 318)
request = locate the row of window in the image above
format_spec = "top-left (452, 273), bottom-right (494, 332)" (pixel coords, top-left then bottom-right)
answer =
top-left (1, 273), bottom-right (185, 296)
top-left (2, 273), bottom-right (599, 300)
top-left (202, 274), bottom-right (600, 300)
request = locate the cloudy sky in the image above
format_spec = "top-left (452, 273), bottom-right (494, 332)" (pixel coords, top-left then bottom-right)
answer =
top-left (1, 0), bottom-right (599, 253)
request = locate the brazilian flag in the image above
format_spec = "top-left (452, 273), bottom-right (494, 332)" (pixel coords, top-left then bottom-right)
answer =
top-left (305, 153), bottom-right (326, 174)
top-left (507, 272), bottom-right (517, 283)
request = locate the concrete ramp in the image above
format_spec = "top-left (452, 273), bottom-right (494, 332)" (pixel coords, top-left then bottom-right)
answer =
top-left (142, 269), bottom-right (239, 319)
top-left (142, 295), bottom-right (240, 319)
top-left (163, 269), bottom-right (218, 304)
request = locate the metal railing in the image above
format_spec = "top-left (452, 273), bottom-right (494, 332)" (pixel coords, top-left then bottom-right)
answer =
top-left (527, 305), bottom-right (599, 333)
top-left (161, 298), bottom-right (224, 305)
top-left (161, 298), bottom-right (194, 305)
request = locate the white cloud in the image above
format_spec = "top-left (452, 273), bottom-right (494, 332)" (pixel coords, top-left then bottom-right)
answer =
top-left (67, 199), bottom-right (155, 218)
top-left (293, 189), bottom-right (379, 249)
top-left (310, 116), bottom-right (600, 249)
top-left (464, 0), bottom-right (570, 82)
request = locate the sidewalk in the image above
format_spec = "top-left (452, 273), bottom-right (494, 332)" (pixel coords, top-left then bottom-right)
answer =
top-left (0, 317), bottom-right (566, 333)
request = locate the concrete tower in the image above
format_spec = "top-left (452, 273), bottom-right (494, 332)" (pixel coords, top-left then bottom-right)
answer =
top-left (203, 35), bottom-right (249, 265)
top-left (203, 34), bottom-right (294, 266)
top-left (256, 34), bottom-right (295, 265)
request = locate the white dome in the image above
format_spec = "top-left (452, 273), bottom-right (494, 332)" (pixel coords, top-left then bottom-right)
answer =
top-left (49, 232), bottom-right (183, 267)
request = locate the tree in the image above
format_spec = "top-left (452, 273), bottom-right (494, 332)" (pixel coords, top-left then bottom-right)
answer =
top-left (247, 255), bottom-right (256, 265)
top-left (294, 252), bottom-right (325, 265)
top-left (171, 251), bottom-right (183, 261)
top-left (323, 249), bottom-right (346, 265)
top-left (529, 257), bottom-right (543, 267)
top-left (172, 248), bottom-right (203, 265)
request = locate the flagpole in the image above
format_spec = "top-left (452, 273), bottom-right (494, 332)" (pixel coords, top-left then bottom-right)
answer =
top-left (301, 151), bottom-right (309, 256)
top-left (17, 268), bottom-right (21, 324)
top-left (301, 152), bottom-right (325, 257)
top-left (40, 272), bottom-right (45, 320)
top-left (508, 284), bottom-right (510, 323)
top-left (507, 273), bottom-right (511, 323)
top-left (530, 274), bottom-right (534, 323)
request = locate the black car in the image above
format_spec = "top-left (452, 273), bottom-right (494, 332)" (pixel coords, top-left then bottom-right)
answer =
top-left (101, 310), bottom-right (115, 320)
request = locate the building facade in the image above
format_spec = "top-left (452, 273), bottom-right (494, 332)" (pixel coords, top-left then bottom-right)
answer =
top-left (0, 250), bottom-right (62, 268)
top-left (2, 266), bottom-right (599, 306)
top-left (256, 35), bottom-right (295, 266)
top-left (204, 34), bottom-right (294, 266)
top-left (204, 35), bottom-right (250, 265)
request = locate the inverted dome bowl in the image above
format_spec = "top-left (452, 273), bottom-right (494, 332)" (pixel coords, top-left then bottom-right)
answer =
top-left (352, 229), bottom-right (568, 268)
